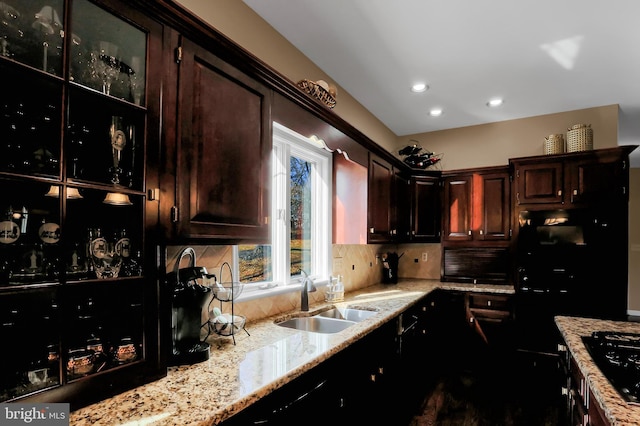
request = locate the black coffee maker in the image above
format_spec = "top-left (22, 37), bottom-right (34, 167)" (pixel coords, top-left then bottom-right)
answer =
top-left (167, 247), bottom-right (211, 365)
top-left (381, 252), bottom-right (403, 284)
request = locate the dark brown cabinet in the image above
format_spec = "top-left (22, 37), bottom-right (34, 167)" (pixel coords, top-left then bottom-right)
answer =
top-left (367, 153), bottom-right (413, 243)
top-left (466, 293), bottom-right (514, 348)
top-left (394, 169), bottom-right (412, 241)
top-left (442, 174), bottom-right (472, 241)
top-left (511, 146), bottom-right (634, 207)
top-left (558, 343), bottom-right (609, 426)
top-left (367, 154), bottom-right (394, 243)
top-left (442, 166), bottom-right (510, 242)
top-left (0, 0), bottom-right (165, 409)
top-left (161, 35), bottom-right (272, 243)
top-left (410, 175), bottom-right (441, 242)
top-left (441, 167), bottom-right (510, 284)
top-left (367, 154), bottom-right (439, 243)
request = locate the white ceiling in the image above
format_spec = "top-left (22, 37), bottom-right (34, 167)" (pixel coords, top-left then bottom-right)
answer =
top-left (243, 0), bottom-right (640, 165)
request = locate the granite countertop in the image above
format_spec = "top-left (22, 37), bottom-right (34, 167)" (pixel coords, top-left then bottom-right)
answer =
top-left (69, 280), bottom-right (513, 425)
top-left (555, 316), bottom-right (640, 426)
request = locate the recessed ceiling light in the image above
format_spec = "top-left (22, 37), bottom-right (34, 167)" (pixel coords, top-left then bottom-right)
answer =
top-left (487, 98), bottom-right (504, 107)
top-left (429, 108), bottom-right (443, 117)
top-left (411, 83), bottom-right (429, 93)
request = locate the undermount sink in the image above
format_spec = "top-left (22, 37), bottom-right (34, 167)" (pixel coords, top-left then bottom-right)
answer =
top-left (275, 307), bottom-right (378, 334)
top-left (315, 307), bottom-right (378, 322)
top-left (276, 316), bottom-right (356, 334)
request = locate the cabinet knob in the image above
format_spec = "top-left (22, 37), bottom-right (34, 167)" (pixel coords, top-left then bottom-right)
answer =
top-left (369, 227), bottom-right (375, 234)
top-left (479, 229), bottom-right (484, 235)
top-left (573, 189), bottom-right (578, 196)
top-left (557, 189), bottom-right (562, 196)
top-left (468, 230), bottom-right (472, 236)
top-left (487, 300), bottom-right (492, 307)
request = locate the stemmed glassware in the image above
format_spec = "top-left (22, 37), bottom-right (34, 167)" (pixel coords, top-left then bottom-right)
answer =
top-left (31, 5), bottom-right (62, 72)
top-left (90, 41), bottom-right (120, 95)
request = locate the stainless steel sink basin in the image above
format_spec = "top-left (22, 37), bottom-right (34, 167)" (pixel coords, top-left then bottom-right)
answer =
top-left (315, 307), bottom-right (378, 322)
top-left (276, 316), bottom-right (356, 334)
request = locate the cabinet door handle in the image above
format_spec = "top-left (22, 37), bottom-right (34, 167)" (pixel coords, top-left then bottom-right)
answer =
top-left (468, 230), bottom-right (472, 236)
top-left (369, 227), bottom-right (375, 234)
top-left (557, 189), bottom-right (562, 197)
top-left (487, 300), bottom-right (492, 307)
top-left (479, 229), bottom-right (484, 235)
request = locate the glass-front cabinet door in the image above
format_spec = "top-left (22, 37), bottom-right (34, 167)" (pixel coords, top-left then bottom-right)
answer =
top-left (0, 0), bottom-right (66, 75)
top-left (0, 0), bottom-right (161, 407)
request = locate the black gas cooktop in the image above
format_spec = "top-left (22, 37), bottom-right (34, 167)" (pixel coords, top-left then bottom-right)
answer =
top-left (582, 331), bottom-right (640, 404)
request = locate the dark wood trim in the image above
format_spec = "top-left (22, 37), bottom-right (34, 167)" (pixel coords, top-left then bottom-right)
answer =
top-left (125, 0), bottom-right (406, 170)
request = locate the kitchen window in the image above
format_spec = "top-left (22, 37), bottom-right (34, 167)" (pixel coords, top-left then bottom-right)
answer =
top-left (236, 122), bottom-right (332, 299)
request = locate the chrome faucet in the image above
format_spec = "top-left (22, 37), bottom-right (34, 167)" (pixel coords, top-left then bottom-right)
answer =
top-left (300, 270), bottom-right (316, 311)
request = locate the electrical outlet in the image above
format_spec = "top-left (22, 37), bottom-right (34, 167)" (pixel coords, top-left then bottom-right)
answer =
top-left (422, 253), bottom-right (428, 262)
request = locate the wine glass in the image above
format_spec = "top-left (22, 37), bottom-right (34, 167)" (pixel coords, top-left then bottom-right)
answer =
top-left (92, 41), bottom-right (120, 95)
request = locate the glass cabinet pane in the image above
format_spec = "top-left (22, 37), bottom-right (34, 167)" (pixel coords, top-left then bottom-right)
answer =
top-left (70, 0), bottom-right (146, 105)
top-left (64, 188), bottom-right (144, 281)
top-left (62, 282), bottom-right (144, 382)
top-left (67, 88), bottom-right (145, 190)
top-left (0, 179), bottom-right (62, 286)
top-left (0, 63), bottom-right (62, 177)
top-left (0, 0), bottom-right (65, 75)
top-left (0, 288), bottom-right (61, 402)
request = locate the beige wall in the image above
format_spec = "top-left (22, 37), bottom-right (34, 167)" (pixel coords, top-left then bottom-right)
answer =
top-left (173, 0), bottom-right (639, 315)
top-left (174, 0), bottom-right (398, 153)
top-left (630, 169), bottom-right (640, 313)
top-left (399, 105), bottom-right (620, 171)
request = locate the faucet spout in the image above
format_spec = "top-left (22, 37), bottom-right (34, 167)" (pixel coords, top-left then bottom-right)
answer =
top-left (300, 270), bottom-right (316, 311)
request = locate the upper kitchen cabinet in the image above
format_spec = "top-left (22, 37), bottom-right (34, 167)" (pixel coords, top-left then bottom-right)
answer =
top-left (367, 154), bottom-right (394, 243)
top-left (367, 153), bottom-right (411, 243)
top-left (410, 175), bottom-right (441, 242)
top-left (394, 169), bottom-right (412, 242)
top-left (511, 146), bottom-right (637, 208)
top-left (442, 166), bottom-right (511, 243)
top-left (442, 173), bottom-right (472, 241)
top-left (160, 33), bottom-right (272, 243)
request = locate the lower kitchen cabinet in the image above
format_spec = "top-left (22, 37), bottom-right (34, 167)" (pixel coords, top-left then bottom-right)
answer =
top-left (466, 292), bottom-right (514, 351)
top-left (220, 313), bottom-right (422, 425)
top-left (558, 342), bottom-right (609, 426)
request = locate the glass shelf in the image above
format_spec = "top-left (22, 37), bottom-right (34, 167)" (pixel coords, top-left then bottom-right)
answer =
top-left (70, 0), bottom-right (146, 106)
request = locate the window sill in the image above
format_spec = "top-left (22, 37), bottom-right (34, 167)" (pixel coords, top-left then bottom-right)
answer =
top-left (236, 278), bottom-right (331, 303)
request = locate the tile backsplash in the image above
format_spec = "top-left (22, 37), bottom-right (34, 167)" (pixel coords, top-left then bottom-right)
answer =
top-left (166, 243), bottom-right (441, 326)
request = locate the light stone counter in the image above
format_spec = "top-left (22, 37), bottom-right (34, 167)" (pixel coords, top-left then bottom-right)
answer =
top-left (555, 316), bottom-right (640, 426)
top-left (69, 280), bottom-right (513, 425)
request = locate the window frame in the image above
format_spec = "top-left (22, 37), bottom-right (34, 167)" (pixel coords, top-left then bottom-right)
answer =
top-left (236, 122), bottom-right (332, 300)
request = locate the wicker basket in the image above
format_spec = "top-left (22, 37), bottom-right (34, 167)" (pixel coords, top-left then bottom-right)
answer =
top-left (566, 124), bottom-right (593, 152)
top-left (544, 134), bottom-right (565, 155)
top-left (297, 79), bottom-right (337, 109)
